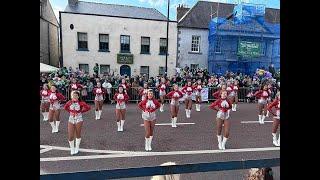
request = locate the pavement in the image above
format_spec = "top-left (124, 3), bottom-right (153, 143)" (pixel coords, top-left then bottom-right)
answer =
top-left (40, 102), bottom-right (280, 179)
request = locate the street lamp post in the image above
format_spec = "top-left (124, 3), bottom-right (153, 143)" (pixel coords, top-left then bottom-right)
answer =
top-left (165, 0), bottom-right (170, 77)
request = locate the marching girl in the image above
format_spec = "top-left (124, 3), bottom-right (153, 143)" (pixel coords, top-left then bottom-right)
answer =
top-left (40, 84), bottom-right (50, 121)
top-left (267, 91), bottom-right (280, 147)
top-left (93, 82), bottom-right (106, 120)
top-left (70, 78), bottom-right (83, 92)
top-left (157, 77), bottom-right (168, 112)
top-left (181, 80), bottom-right (194, 118)
top-left (231, 80), bottom-right (239, 112)
top-left (212, 83), bottom-right (227, 99)
top-left (194, 79), bottom-right (203, 112)
top-left (254, 84), bottom-right (270, 124)
top-left (138, 90), bottom-right (161, 151)
top-left (139, 82), bottom-right (149, 101)
top-left (64, 91), bottom-right (91, 155)
top-left (120, 78), bottom-right (130, 94)
top-left (114, 86), bottom-right (129, 132)
top-left (209, 90), bottom-right (232, 150)
top-left (265, 83), bottom-right (273, 117)
top-left (166, 84), bottom-right (183, 128)
top-left (48, 85), bottom-right (66, 133)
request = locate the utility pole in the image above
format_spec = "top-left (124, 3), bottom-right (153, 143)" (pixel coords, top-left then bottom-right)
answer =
top-left (165, 0), bottom-right (170, 77)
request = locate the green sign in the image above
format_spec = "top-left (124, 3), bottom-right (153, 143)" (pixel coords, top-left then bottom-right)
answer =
top-left (117, 54), bottom-right (134, 64)
top-left (237, 41), bottom-right (261, 58)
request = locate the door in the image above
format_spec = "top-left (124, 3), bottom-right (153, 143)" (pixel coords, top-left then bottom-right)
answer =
top-left (120, 65), bottom-right (131, 77)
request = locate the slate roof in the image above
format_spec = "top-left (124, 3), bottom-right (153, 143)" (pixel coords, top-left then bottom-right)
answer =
top-left (64, 1), bottom-right (168, 21)
top-left (178, 1), bottom-right (280, 29)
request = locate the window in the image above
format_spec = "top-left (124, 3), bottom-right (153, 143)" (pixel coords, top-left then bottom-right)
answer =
top-left (278, 40), bottom-right (280, 55)
top-left (191, 64), bottom-right (199, 71)
top-left (140, 66), bottom-right (149, 79)
top-left (79, 64), bottom-right (89, 73)
top-left (40, 2), bottom-right (43, 17)
top-left (159, 67), bottom-right (165, 76)
top-left (215, 37), bottom-right (221, 53)
top-left (191, 36), bottom-right (201, 53)
top-left (159, 38), bottom-right (167, 55)
top-left (120, 35), bottom-right (130, 53)
top-left (141, 37), bottom-right (150, 54)
top-left (260, 42), bottom-right (266, 56)
top-left (99, 34), bottom-right (109, 52)
top-left (100, 64), bottom-right (110, 75)
top-left (77, 32), bottom-right (88, 50)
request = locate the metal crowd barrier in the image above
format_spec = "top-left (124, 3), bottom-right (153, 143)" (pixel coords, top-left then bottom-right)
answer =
top-left (40, 158), bottom-right (280, 180)
top-left (41, 86), bottom-right (261, 103)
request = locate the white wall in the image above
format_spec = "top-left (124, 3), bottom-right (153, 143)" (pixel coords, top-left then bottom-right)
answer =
top-left (61, 13), bottom-right (177, 77)
top-left (177, 28), bottom-right (208, 69)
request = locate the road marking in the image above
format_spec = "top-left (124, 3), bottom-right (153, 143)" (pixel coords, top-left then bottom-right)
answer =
top-left (140, 123), bottom-right (195, 126)
top-left (241, 121), bottom-right (273, 124)
top-left (40, 145), bottom-right (140, 154)
top-left (40, 147), bottom-right (280, 162)
top-left (40, 148), bottom-right (53, 154)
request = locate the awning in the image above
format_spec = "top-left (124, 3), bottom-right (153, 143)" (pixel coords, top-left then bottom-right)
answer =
top-left (40, 63), bottom-right (59, 73)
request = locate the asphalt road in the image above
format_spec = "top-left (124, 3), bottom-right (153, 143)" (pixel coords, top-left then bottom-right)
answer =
top-left (40, 102), bottom-right (280, 179)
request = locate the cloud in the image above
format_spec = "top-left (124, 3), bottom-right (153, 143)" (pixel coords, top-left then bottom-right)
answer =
top-left (53, 5), bottom-right (63, 22)
top-left (139, 0), bottom-right (165, 7)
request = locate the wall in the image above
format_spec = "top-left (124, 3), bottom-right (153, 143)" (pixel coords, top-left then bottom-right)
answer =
top-left (177, 28), bottom-right (208, 69)
top-left (61, 13), bottom-right (177, 77)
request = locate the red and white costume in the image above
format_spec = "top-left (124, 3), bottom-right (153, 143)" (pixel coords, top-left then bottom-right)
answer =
top-left (70, 83), bottom-right (83, 91)
top-left (157, 82), bottom-right (167, 96)
top-left (181, 85), bottom-right (194, 99)
top-left (49, 91), bottom-right (66, 110)
top-left (114, 92), bottom-right (129, 109)
top-left (232, 85), bottom-right (239, 96)
top-left (194, 84), bottom-right (202, 96)
top-left (64, 100), bottom-right (91, 124)
top-left (120, 83), bottom-right (130, 94)
top-left (267, 98), bottom-right (280, 120)
top-left (138, 98), bottom-right (161, 121)
top-left (226, 86), bottom-right (235, 97)
top-left (139, 88), bottom-right (149, 101)
top-left (93, 87), bottom-right (106, 101)
top-left (166, 90), bottom-right (183, 106)
top-left (213, 89), bottom-right (229, 99)
top-left (40, 89), bottom-right (51, 103)
top-left (254, 90), bottom-right (270, 105)
top-left (209, 98), bottom-right (232, 120)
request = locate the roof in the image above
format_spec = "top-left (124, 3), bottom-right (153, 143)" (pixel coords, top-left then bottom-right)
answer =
top-left (63, 1), bottom-right (168, 21)
top-left (178, 1), bottom-right (280, 29)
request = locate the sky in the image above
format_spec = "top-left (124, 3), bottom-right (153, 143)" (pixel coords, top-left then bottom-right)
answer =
top-left (50, 0), bottom-right (280, 21)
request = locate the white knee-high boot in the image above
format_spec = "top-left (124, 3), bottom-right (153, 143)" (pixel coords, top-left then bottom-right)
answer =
top-left (49, 122), bottom-right (56, 133)
top-left (98, 110), bottom-right (102, 119)
top-left (145, 137), bottom-right (149, 151)
top-left (198, 104), bottom-right (201, 111)
top-left (261, 115), bottom-right (265, 124)
top-left (149, 136), bottom-right (153, 151)
top-left (234, 104), bottom-right (237, 111)
top-left (217, 135), bottom-right (222, 150)
top-left (120, 120), bottom-right (125, 131)
top-left (173, 117), bottom-right (177, 128)
top-left (95, 111), bottom-right (99, 120)
top-left (42, 112), bottom-right (48, 121)
top-left (117, 121), bottom-right (121, 132)
top-left (266, 110), bottom-right (269, 117)
top-left (185, 109), bottom-right (188, 117)
top-left (171, 117), bottom-right (174, 127)
top-left (221, 137), bottom-right (228, 150)
top-left (68, 140), bottom-right (75, 155)
top-left (160, 104), bottom-right (164, 112)
top-left (258, 115), bottom-right (262, 123)
top-left (272, 133), bottom-right (279, 146)
top-left (277, 134), bottom-right (280, 146)
top-left (55, 121), bottom-right (60, 133)
top-left (74, 138), bottom-right (81, 154)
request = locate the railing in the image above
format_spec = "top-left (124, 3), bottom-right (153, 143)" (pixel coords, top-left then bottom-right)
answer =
top-left (42, 86), bottom-right (263, 103)
top-left (40, 158), bottom-right (280, 179)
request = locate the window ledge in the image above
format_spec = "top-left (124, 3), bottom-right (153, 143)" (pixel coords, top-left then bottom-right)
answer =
top-left (77, 49), bottom-right (89, 51)
top-left (120, 51), bottom-right (131, 54)
top-left (98, 50), bottom-right (110, 52)
top-left (140, 52), bottom-right (151, 55)
top-left (188, 52), bottom-right (202, 55)
top-left (159, 53), bottom-right (168, 56)
top-left (214, 52), bottom-right (222, 54)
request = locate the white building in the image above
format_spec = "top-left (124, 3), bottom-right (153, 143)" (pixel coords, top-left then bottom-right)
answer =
top-left (60, 0), bottom-right (177, 78)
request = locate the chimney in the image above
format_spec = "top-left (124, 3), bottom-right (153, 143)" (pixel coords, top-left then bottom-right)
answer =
top-left (177, 4), bottom-right (190, 21)
top-left (68, 0), bottom-right (78, 7)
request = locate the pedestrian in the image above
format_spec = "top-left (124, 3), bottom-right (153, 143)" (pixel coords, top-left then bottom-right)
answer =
top-left (194, 79), bottom-right (203, 112)
top-left (138, 89), bottom-right (161, 151)
top-left (181, 80), bottom-right (194, 118)
top-left (93, 82), bottom-right (106, 120)
top-left (166, 84), bottom-right (183, 128)
top-left (254, 84), bottom-right (270, 124)
top-left (48, 85), bottom-right (66, 133)
top-left (157, 77), bottom-right (168, 112)
top-left (209, 90), bottom-right (232, 150)
top-left (40, 84), bottom-right (50, 121)
top-left (64, 91), bottom-right (91, 155)
top-left (114, 86), bottom-right (129, 132)
top-left (267, 91), bottom-right (280, 147)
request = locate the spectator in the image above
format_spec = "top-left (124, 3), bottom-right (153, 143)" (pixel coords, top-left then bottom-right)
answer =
top-left (93, 63), bottom-right (99, 77)
top-left (102, 79), bottom-right (113, 103)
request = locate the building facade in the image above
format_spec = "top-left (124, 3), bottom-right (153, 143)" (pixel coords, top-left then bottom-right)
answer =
top-left (40, 0), bottom-right (60, 67)
top-left (60, 0), bottom-right (177, 77)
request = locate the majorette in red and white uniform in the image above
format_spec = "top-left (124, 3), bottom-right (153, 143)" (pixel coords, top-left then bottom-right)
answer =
top-left (114, 92), bottom-right (129, 109)
top-left (64, 100), bottom-right (91, 124)
top-left (48, 91), bottom-right (66, 110)
top-left (70, 83), bottom-right (83, 91)
top-left (181, 84), bottom-right (194, 99)
top-left (93, 87), bottom-right (106, 101)
top-left (138, 98), bottom-right (161, 121)
top-left (157, 82), bottom-right (168, 96)
top-left (231, 84), bottom-right (239, 95)
top-left (213, 89), bottom-right (229, 99)
top-left (166, 90), bottom-right (183, 106)
top-left (267, 98), bottom-right (280, 120)
top-left (226, 85), bottom-right (235, 97)
top-left (209, 97), bottom-right (232, 120)
top-left (194, 84), bottom-right (202, 96)
top-left (254, 89), bottom-right (270, 105)
top-left (40, 89), bottom-right (51, 121)
top-left (120, 82), bottom-right (130, 94)
top-left (139, 88), bottom-right (149, 101)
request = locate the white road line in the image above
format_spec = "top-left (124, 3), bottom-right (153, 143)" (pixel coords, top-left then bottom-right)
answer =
top-left (241, 121), bottom-right (273, 124)
top-left (40, 148), bottom-right (53, 154)
top-left (40, 145), bottom-right (139, 154)
top-left (140, 123), bottom-right (195, 126)
top-left (40, 147), bottom-right (280, 162)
